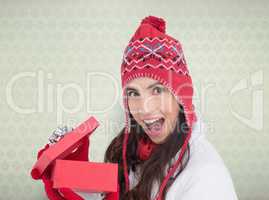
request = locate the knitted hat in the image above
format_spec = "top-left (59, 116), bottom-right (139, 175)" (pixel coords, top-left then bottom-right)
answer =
top-left (120, 16), bottom-right (197, 199)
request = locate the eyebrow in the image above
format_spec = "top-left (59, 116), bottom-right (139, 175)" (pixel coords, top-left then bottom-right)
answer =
top-left (147, 81), bottom-right (162, 89)
top-left (126, 81), bottom-right (161, 91)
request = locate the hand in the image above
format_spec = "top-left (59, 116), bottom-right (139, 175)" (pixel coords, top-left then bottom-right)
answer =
top-left (37, 144), bottom-right (85, 200)
top-left (35, 125), bottom-right (90, 200)
top-left (104, 183), bottom-right (119, 200)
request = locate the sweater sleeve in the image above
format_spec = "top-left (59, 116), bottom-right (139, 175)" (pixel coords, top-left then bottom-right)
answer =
top-left (71, 190), bottom-right (104, 200)
top-left (177, 163), bottom-right (239, 200)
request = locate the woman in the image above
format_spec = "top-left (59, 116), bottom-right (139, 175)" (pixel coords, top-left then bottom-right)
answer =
top-left (36, 16), bottom-right (238, 200)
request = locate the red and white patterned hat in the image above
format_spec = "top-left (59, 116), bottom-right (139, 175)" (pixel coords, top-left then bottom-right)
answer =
top-left (120, 16), bottom-right (197, 199)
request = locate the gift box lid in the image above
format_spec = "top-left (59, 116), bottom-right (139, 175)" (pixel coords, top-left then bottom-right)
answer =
top-left (31, 116), bottom-right (99, 180)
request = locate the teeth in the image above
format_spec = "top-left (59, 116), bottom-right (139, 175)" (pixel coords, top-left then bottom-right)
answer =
top-left (143, 118), bottom-right (161, 125)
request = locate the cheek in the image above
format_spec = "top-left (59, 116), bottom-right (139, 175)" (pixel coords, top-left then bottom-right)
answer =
top-left (161, 96), bottom-right (180, 127)
top-left (128, 99), bottom-right (139, 115)
top-left (160, 94), bottom-right (179, 114)
top-left (128, 100), bottom-right (143, 124)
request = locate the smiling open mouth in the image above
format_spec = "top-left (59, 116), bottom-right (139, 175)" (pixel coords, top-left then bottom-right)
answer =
top-left (144, 118), bottom-right (165, 136)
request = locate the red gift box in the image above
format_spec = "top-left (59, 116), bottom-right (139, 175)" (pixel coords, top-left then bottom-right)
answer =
top-left (31, 116), bottom-right (99, 180)
top-left (31, 116), bottom-right (119, 199)
top-left (51, 159), bottom-right (118, 193)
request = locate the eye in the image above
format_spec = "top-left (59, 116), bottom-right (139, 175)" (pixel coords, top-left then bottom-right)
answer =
top-left (127, 90), bottom-right (139, 97)
top-left (153, 86), bottom-right (165, 94)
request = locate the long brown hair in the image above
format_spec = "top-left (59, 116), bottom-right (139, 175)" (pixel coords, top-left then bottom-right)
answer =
top-left (104, 105), bottom-right (190, 200)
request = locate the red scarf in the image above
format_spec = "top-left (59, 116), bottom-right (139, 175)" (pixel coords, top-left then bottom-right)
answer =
top-left (136, 137), bottom-right (157, 161)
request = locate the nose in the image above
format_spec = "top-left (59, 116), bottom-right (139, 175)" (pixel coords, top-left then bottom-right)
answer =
top-left (139, 95), bottom-right (158, 115)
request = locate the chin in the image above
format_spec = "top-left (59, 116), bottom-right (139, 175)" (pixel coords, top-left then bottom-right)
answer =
top-left (148, 135), bottom-right (166, 144)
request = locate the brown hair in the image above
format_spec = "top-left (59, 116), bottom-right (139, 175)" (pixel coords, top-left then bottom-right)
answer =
top-left (104, 105), bottom-right (190, 200)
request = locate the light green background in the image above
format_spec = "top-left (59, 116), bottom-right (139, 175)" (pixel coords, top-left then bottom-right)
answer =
top-left (0, 0), bottom-right (268, 199)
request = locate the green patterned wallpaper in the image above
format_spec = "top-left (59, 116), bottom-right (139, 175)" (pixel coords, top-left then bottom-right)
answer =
top-left (0, 0), bottom-right (268, 199)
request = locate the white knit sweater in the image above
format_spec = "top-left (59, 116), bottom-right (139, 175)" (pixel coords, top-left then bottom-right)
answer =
top-left (74, 115), bottom-right (239, 200)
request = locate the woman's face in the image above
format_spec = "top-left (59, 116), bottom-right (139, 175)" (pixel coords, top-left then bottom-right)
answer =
top-left (126, 77), bottom-right (180, 144)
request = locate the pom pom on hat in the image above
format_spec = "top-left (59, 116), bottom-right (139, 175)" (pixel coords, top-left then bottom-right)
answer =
top-left (141, 15), bottom-right (166, 33)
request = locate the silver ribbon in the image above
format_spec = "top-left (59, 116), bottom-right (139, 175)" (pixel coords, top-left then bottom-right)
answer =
top-left (48, 125), bottom-right (74, 145)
